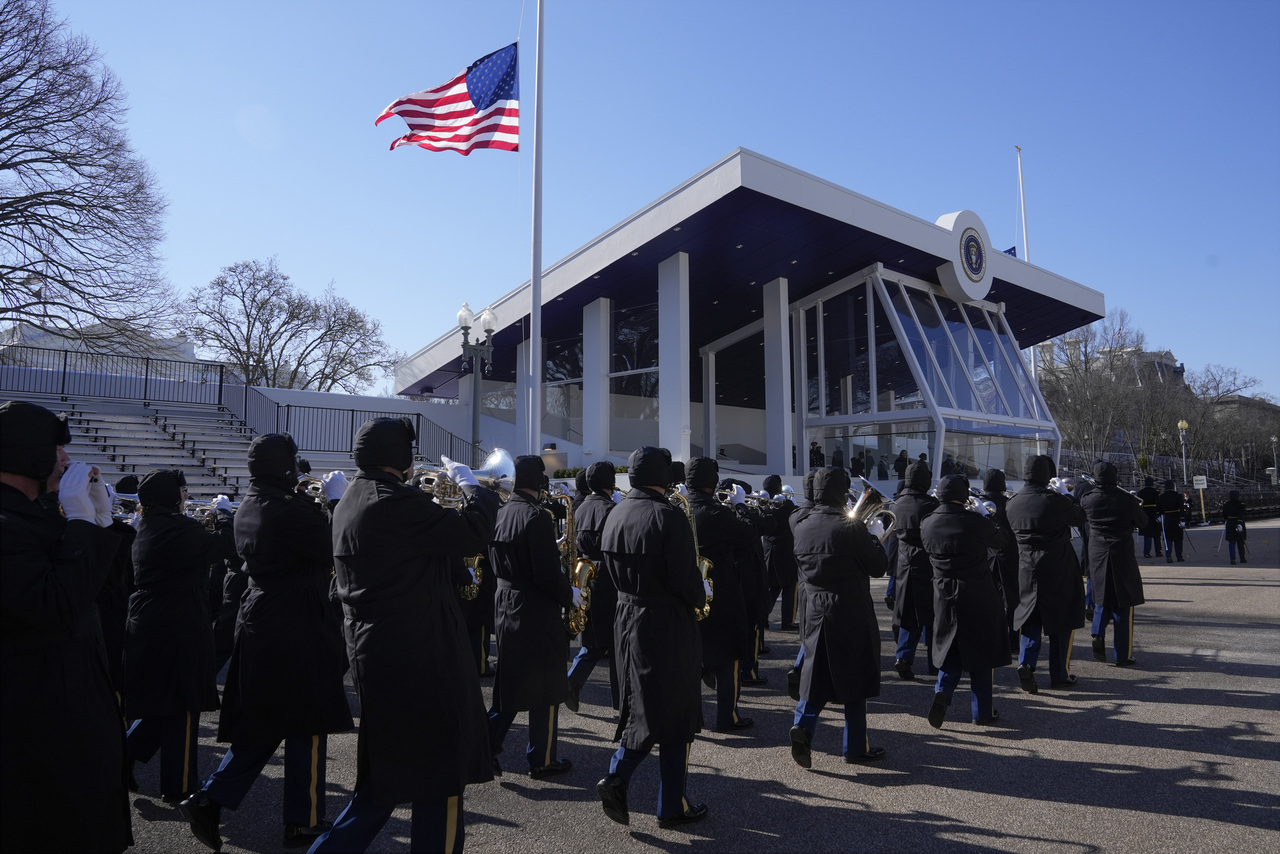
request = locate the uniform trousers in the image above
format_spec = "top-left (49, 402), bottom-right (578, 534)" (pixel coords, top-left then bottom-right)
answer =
top-left (488, 704), bottom-right (559, 770)
top-left (767, 582), bottom-right (798, 629)
top-left (1227, 540), bottom-right (1247, 562)
top-left (568, 643), bottom-right (619, 709)
top-left (1019, 622), bottom-right (1074, 684)
top-left (608, 739), bottom-right (692, 820)
top-left (707, 660), bottom-right (744, 730)
top-left (934, 649), bottom-right (995, 722)
top-left (202, 733), bottom-right (327, 827)
top-left (1163, 528), bottom-right (1184, 561)
top-left (895, 623), bottom-right (934, 669)
top-left (1142, 533), bottom-right (1163, 558)
top-left (307, 790), bottom-right (463, 854)
top-left (793, 697), bottom-right (869, 758)
top-left (739, 625), bottom-right (764, 681)
top-left (126, 711), bottom-right (200, 798)
top-left (1091, 605), bottom-right (1134, 663)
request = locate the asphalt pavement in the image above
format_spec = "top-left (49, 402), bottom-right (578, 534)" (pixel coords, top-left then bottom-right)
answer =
top-left (128, 519), bottom-right (1280, 854)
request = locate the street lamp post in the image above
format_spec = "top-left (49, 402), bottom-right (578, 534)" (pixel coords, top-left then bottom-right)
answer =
top-left (1271, 435), bottom-right (1278, 486)
top-left (458, 303), bottom-right (498, 467)
top-left (1177, 419), bottom-right (1189, 486)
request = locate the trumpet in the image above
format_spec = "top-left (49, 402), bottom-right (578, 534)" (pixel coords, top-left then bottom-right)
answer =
top-left (411, 448), bottom-right (516, 507)
top-left (846, 476), bottom-right (897, 544)
top-left (185, 498), bottom-right (240, 530)
top-left (668, 490), bottom-right (712, 620)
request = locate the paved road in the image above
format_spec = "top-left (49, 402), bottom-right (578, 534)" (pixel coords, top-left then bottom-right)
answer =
top-left (128, 521), bottom-right (1279, 853)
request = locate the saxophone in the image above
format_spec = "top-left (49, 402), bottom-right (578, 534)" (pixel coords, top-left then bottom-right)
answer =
top-left (459, 555), bottom-right (483, 600)
top-left (551, 489), bottom-right (597, 635)
top-left (668, 490), bottom-right (713, 620)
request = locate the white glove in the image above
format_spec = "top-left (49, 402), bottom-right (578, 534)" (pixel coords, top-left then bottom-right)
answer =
top-left (571, 587), bottom-right (584, 609)
top-left (1052, 478), bottom-right (1071, 496)
top-left (89, 469), bottom-right (112, 527)
top-left (866, 519), bottom-right (885, 539)
top-left (972, 500), bottom-right (991, 517)
top-left (440, 455), bottom-right (480, 488)
top-left (675, 483), bottom-right (688, 497)
top-left (730, 485), bottom-right (746, 506)
top-left (702, 580), bottom-right (714, 601)
top-left (211, 495), bottom-right (234, 514)
top-left (468, 566), bottom-right (479, 584)
top-left (321, 470), bottom-right (349, 501)
top-left (612, 489), bottom-right (623, 504)
top-left (58, 461), bottom-right (97, 523)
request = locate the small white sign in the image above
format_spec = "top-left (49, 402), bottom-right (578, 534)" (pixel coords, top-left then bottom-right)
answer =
top-left (1193, 475), bottom-right (1208, 489)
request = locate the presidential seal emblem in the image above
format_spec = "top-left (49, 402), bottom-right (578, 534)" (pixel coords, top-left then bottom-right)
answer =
top-left (934, 210), bottom-right (993, 303)
top-left (960, 227), bottom-right (986, 283)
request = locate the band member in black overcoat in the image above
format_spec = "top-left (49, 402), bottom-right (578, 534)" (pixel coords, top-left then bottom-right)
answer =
top-left (1222, 490), bottom-right (1248, 565)
top-left (982, 469), bottom-right (1020, 652)
top-left (891, 462), bottom-right (939, 679)
top-left (1079, 461), bottom-right (1147, 667)
top-left (1157, 480), bottom-right (1188, 562)
top-left (686, 457), bottom-right (756, 732)
top-left (179, 434), bottom-right (354, 851)
top-left (596, 447), bottom-right (709, 829)
top-left (487, 454), bottom-right (577, 778)
top-left (125, 469), bottom-right (237, 803)
top-left (1135, 477), bottom-right (1164, 558)
top-left (783, 469), bottom-right (819, 701)
top-left (1, 401), bottom-right (133, 854)
top-left (920, 475), bottom-right (1011, 728)
top-left (571, 468), bottom-right (590, 512)
top-left (788, 467), bottom-right (888, 767)
top-left (567, 461), bottom-right (620, 713)
top-left (721, 477), bottom-right (771, 687)
top-left (1006, 455), bottom-right (1087, 693)
top-left (309, 417), bottom-right (497, 854)
top-left (760, 473), bottom-right (798, 631)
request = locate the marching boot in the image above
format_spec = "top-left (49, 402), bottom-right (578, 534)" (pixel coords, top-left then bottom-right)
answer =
top-left (597, 774), bottom-right (629, 825)
top-left (927, 692), bottom-right (950, 729)
top-left (179, 791), bottom-right (222, 852)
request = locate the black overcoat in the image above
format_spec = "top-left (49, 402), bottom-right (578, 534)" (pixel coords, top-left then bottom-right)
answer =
top-left (602, 487), bottom-right (705, 747)
top-left (125, 508), bottom-right (236, 719)
top-left (891, 488), bottom-right (940, 633)
top-left (761, 500), bottom-right (797, 588)
top-left (1006, 486), bottom-right (1086, 633)
top-left (1222, 498), bottom-right (1247, 543)
top-left (1080, 486), bottom-right (1147, 610)
top-left (489, 490), bottom-right (574, 711)
top-left (333, 468), bottom-right (498, 804)
top-left (982, 490), bottom-right (1019, 613)
top-left (792, 474), bottom-right (888, 705)
top-left (1136, 486), bottom-right (1163, 539)
top-left (1157, 490), bottom-right (1187, 544)
top-left (788, 499), bottom-right (814, 631)
top-left (218, 483), bottom-right (352, 743)
top-left (574, 491), bottom-right (617, 650)
top-left (1, 484), bottom-right (132, 854)
top-left (921, 504), bottom-right (1011, 670)
top-left (688, 490), bottom-right (753, 666)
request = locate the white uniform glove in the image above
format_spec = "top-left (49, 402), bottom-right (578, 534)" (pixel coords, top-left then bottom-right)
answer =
top-left (89, 469), bottom-right (112, 527)
top-left (468, 566), bottom-right (479, 585)
top-left (702, 579), bottom-right (714, 601)
top-left (571, 587), bottom-right (584, 609)
top-left (675, 483), bottom-right (688, 497)
top-left (730, 484), bottom-right (746, 506)
top-left (972, 500), bottom-right (991, 517)
top-left (440, 455), bottom-right (480, 488)
top-left (211, 495), bottom-right (234, 514)
top-left (866, 519), bottom-right (885, 539)
top-left (612, 489), bottom-right (624, 504)
top-left (58, 462), bottom-right (97, 523)
top-left (321, 470), bottom-right (349, 501)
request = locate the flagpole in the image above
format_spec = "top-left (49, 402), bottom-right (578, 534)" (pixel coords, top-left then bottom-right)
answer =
top-left (1016, 145), bottom-right (1029, 263)
top-left (527, 0), bottom-right (544, 456)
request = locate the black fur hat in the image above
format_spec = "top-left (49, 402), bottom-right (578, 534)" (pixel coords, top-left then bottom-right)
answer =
top-left (686, 457), bottom-right (719, 489)
top-left (138, 468), bottom-right (186, 509)
top-left (586, 461), bottom-right (616, 492)
top-left (906, 461), bottom-right (932, 491)
top-left (628, 447), bottom-right (672, 488)
top-left (938, 474), bottom-right (970, 503)
top-left (248, 433), bottom-right (299, 490)
top-left (513, 455), bottom-right (546, 491)
top-left (353, 417), bottom-right (415, 473)
top-left (1024, 455), bottom-right (1056, 486)
top-left (983, 469), bottom-right (1007, 494)
top-left (0, 400), bottom-right (71, 481)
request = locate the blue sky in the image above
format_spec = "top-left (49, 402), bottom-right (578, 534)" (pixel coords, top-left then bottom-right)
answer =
top-left (52, 0), bottom-right (1280, 400)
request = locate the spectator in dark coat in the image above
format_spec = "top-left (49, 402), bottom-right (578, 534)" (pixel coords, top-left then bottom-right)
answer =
top-left (310, 417), bottom-right (498, 854)
top-left (788, 467), bottom-right (888, 767)
top-left (1006, 455), bottom-right (1086, 693)
top-left (178, 434), bottom-right (353, 851)
top-left (596, 447), bottom-right (709, 829)
top-left (488, 455), bottom-right (577, 778)
top-left (891, 462), bottom-right (939, 679)
top-left (1222, 490), bottom-right (1248, 565)
top-left (1079, 461), bottom-right (1147, 667)
top-left (921, 475), bottom-right (1011, 728)
top-left (567, 462), bottom-right (621, 712)
top-left (1, 401), bottom-right (133, 854)
top-left (1157, 480), bottom-right (1188, 562)
top-left (893, 450), bottom-right (910, 480)
top-left (125, 469), bottom-right (237, 803)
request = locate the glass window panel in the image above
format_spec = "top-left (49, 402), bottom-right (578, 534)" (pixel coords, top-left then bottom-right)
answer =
top-left (823, 285), bottom-right (870, 416)
top-left (611, 303), bottom-right (658, 373)
top-left (543, 381), bottom-right (583, 444)
top-left (989, 312), bottom-right (1045, 420)
top-left (942, 417), bottom-right (1057, 481)
top-left (964, 304), bottom-right (1034, 418)
top-left (610, 372), bottom-right (658, 454)
top-left (899, 288), bottom-right (975, 411)
top-left (936, 296), bottom-right (1007, 416)
top-left (805, 306), bottom-right (820, 415)
top-left (812, 419), bottom-right (935, 486)
top-left (544, 335), bottom-right (582, 383)
top-left (877, 286), bottom-right (939, 410)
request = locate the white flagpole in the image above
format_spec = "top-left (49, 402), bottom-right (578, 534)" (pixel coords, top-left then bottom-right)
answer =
top-left (1016, 145), bottom-right (1030, 262)
top-left (527, 0), bottom-right (544, 456)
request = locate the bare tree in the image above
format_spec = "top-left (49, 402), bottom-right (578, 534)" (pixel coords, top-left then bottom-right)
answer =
top-left (184, 258), bottom-right (403, 394)
top-left (0, 0), bottom-right (174, 348)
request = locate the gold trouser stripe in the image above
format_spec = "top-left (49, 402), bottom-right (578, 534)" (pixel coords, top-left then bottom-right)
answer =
top-left (444, 795), bottom-right (459, 854)
top-left (543, 706), bottom-right (555, 768)
top-left (1125, 608), bottom-right (1135, 660)
top-left (731, 660), bottom-right (740, 722)
top-left (181, 712), bottom-right (192, 793)
top-left (308, 735), bottom-right (320, 827)
top-left (863, 700), bottom-right (871, 754)
top-left (681, 743), bottom-right (692, 813)
top-left (479, 627), bottom-right (487, 674)
top-left (1063, 630), bottom-right (1074, 674)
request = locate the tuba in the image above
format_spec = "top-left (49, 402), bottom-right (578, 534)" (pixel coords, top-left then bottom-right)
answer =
top-left (847, 476), bottom-right (897, 544)
top-left (668, 490), bottom-right (712, 620)
top-left (412, 448), bottom-right (516, 507)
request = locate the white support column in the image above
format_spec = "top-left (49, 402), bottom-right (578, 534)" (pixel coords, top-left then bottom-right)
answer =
top-left (702, 350), bottom-right (716, 461)
top-left (658, 252), bottom-right (691, 461)
top-left (515, 337), bottom-right (531, 451)
top-left (582, 297), bottom-right (611, 462)
top-left (790, 309), bottom-right (805, 473)
top-left (763, 277), bottom-right (793, 475)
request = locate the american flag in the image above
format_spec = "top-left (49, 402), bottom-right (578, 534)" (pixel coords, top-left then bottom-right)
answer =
top-left (375, 43), bottom-right (519, 155)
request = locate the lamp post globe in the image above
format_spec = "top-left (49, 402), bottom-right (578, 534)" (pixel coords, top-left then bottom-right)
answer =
top-left (1177, 419), bottom-right (1190, 485)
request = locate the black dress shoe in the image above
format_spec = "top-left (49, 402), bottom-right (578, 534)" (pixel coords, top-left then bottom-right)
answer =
top-left (789, 725), bottom-right (812, 768)
top-left (740, 674), bottom-right (768, 686)
top-left (972, 709), bottom-right (1001, 725)
top-left (884, 596), bottom-right (895, 610)
top-left (779, 624), bottom-right (799, 632)
top-left (701, 668), bottom-right (717, 690)
top-left (927, 692), bottom-right (950, 729)
top-left (845, 746), bottom-right (886, 763)
top-left (1092, 636), bottom-right (1107, 662)
top-left (1084, 605), bottom-right (1095, 621)
top-left (786, 667), bottom-right (801, 702)
top-left (529, 758), bottom-right (572, 779)
top-left (657, 803), bottom-right (709, 829)
top-left (715, 717), bottom-right (754, 732)
top-left (1017, 664), bottom-right (1039, 694)
top-left (1051, 674), bottom-right (1079, 689)
top-left (597, 774), bottom-right (629, 825)
top-left (893, 658), bottom-right (915, 680)
top-left (1113, 658), bottom-right (1138, 667)
top-left (163, 790), bottom-right (196, 805)
top-left (490, 756), bottom-right (503, 777)
top-left (179, 792), bottom-right (222, 852)
top-left (565, 681), bottom-right (580, 713)
top-left (283, 820), bottom-right (333, 848)
top-left (758, 644), bottom-right (771, 655)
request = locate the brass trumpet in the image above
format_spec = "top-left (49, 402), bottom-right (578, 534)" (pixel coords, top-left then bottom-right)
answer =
top-left (184, 498), bottom-right (240, 530)
top-left (411, 448), bottom-right (516, 507)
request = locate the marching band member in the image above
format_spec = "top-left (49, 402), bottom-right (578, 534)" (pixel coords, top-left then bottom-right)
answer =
top-left (890, 462), bottom-right (939, 679)
top-left (487, 455), bottom-right (577, 778)
top-left (596, 447), bottom-right (709, 829)
top-left (920, 475), bottom-right (1011, 728)
top-left (760, 474), bottom-right (799, 632)
top-left (1006, 455), bottom-right (1087, 693)
top-left (179, 434), bottom-right (353, 851)
top-left (788, 467), bottom-right (888, 767)
top-left (1079, 461), bottom-right (1147, 667)
top-left (310, 417), bottom-right (498, 854)
top-left (1, 401), bottom-right (133, 853)
top-left (981, 469), bottom-right (1020, 653)
top-left (784, 469), bottom-right (819, 702)
top-left (567, 461), bottom-right (621, 713)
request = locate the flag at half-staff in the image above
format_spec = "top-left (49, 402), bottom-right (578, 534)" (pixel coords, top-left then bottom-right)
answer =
top-left (375, 43), bottom-right (519, 155)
